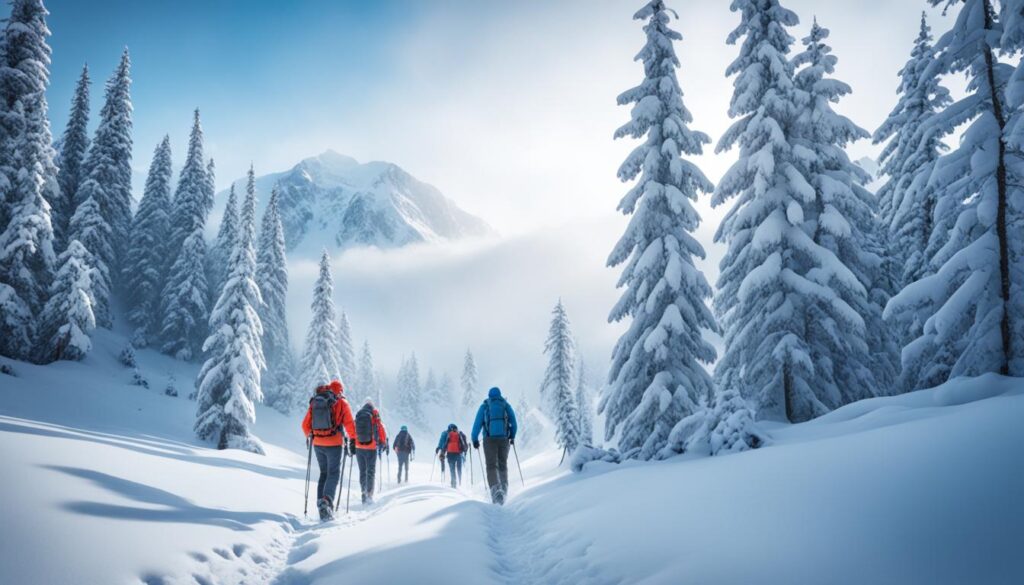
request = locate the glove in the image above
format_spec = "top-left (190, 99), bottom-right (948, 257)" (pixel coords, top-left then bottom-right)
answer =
top-left (509, 438), bottom-right (515, 446)
top-left (385, 445), bottom-right (390, 455)
top-left (473, 440), bottom-right (480, 449)
top-left (435, 447), bottom-right (440, 455)
top-left (347, 440), bottom-right (356, 456)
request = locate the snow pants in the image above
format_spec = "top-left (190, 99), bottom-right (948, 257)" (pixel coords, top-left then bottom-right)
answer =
top-left (396, 451), bottom-right (410, 483)
top-left (314, 445), bottom-right (343, 504)
top-left (482, 437), bottom-right (510, 504)
top-left (356, 448), bottom-right (377, 500)
top-left (446, 452), bottom-right (463, 488)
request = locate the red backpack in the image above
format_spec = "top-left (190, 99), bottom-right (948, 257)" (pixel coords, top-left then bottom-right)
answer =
top-left (446, 430), bottom-right (465, 453)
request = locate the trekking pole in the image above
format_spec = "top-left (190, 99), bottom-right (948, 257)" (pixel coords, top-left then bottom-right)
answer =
top-left (512, 443), bottom-right (525, 487)
top-left (430, 453), bottom-right (437, 482)
top-left (335, 445), bottom-right (347, 512)
top-left (303, 437), bottom-right (313, 518)
top-left (468, 447), bottom-right (474, 485)
top-left (345, 450), bottom-right (355, 514)
top-left (387, 452), bottom-right (391, 488)
top-left (377, 449), bottom-right (383, 494)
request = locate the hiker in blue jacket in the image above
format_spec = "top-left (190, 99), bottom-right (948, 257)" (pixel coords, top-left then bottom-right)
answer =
top-left (471, 387), bottom-right (518, 504)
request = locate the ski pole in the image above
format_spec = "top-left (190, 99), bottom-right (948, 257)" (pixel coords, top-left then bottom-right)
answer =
top-left (429, 453), bottom-right (437, 482)
top-left (335, 444), bottom-right (347, 512)
top-left (377, 449), bottom-right (383, 493)
top-left (512, 443), bottom-right (525, 487)
top-left (345, 449), bottom-right (355, 514)
top-left (468, 447), bottom-right (474, 485)
top-left (303, 437), bottom-right (313, 518)
top-left (387, 452), bottom-right (391, 488)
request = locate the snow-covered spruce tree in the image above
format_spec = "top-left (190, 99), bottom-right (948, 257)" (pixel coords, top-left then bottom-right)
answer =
top-left (423, 368), bottom-right (440, 405)
top-left (300, 251), bottom-right (342, 396)
top-left (67, 195), bottom-right (111, 327)
top-left (873, 13), bottom-right (951, 296)
top-left (159, 228), bottom-right (209, 360)
top-left (541, 300), bottom-right (581, 455)
top-left (165, 110), bottom-right (209, 273)
top-left (575, 358), bottom-right (595, 446)
top-left (257, 184), bottom-right (294, 412)
top-left (357, 341), bottom-right (381, 407)
top-left (74, 49), bottom-right (132, 285)
top-left (208, 183), bottom-right (238, 302)
top-left (195, 161), bottom-right (265, 453)
top-left (438, 372), bottom-right (455, 410)
top-left (337, 310), bottom-right (356, 385)
top-left (600, 0), bottom-right (718, 459)
top-left (0, 0), bottom-right (57, 360)
top-left (395, 353), bottom-right (426, 429)
top-left (887, 0), bottom-right (1024, 387)
top-left (37, 240), bottom-right (96, 362)
top-left (460, 348), bottom-right (479, 416)
top-left (204, 158), bottom-right (216, 219)
top-left (123, 136), bottom-right (173, 345)
top-left (790, 20), bottom-right (893, 402)
top-left (714, 0), bottom-right (843, 425)
top-left (54, 64), bottom-right (90, 249)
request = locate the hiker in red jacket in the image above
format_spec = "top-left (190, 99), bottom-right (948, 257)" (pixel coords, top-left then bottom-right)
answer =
top-left (436, 423), bottom-right (468, 488)
top-left (301, 380), bottom-right (355, 520)
top-left (353, 397), bottom-right (388, 505)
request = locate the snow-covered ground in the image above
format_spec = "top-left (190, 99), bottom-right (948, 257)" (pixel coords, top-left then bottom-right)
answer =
top-left (1, 333), bottom-right (1021, 584)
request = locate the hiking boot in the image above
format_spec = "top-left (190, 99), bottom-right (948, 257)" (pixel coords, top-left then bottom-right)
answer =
top-left (318, 497), bottom-right (334, 521)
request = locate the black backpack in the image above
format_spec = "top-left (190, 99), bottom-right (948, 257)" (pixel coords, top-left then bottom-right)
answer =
top-left (355, 405), bottom-right (375, 445)
top-left (309, 390), bottom-right (338, 437)
top-left (396, 431), bottom-right (412, 451)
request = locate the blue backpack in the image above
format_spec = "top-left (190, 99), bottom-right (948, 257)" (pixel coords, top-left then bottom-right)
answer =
top-left (483, 398), bottom-right (511, 438)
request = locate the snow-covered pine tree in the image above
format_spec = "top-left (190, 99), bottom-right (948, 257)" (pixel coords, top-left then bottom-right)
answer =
top-left (0, 0), bottom-right (57, 360)
top-left (37, 240), bottom-right (95, 362)
top-left (575, 358), bottom-right (594, 446)
top-left (438, 372), bottom-right (455, 410)
top-left (423, 368), bottom-right (439, 405)
top-left (208, 184), bottom-right (238, 302)
top-left (67, 195), bottom-right (111, 327)
top-left (357, 341), bottom-right (381, 408)
top-left (395, 353), bottom-right (426, 429)
top-left (873, 13), bottom-right (952, 295)
top-left (74, 49), bottom-right (132, 285)
top-left (337, 310), bottom-right (356, 385)
top-left (159, 228), bottom-right (209, 360)
top-left (541, 300), bottom-right (580, 455)
top-left (790, 19), bottom-right (892, 403)
top-left (166, 110), bottom-right (209, 271)
top-left (123, 136), bottom-right (173, 345)
top-left (460, 348), bottom-right (479, 417)
top-left (601, 0), bottom-right (718, 458)
top-left (204, 158), bottom-right (216, 219)
top-left (54, 64), bottom-right (90, 249)
top-left (257, 184), bottom-right (294, 412)
top-left (887, 0), bottom-right (1024, 387)
top-left (300, 251), bottom-right (342, 396)
top-left (195, 161), bottom-right (265, 453)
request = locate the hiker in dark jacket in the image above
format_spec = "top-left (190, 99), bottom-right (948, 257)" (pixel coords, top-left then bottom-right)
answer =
top-left (301, 380), bottom-right (356, 520)
top-left (435, 423), bottom-right (467, 488)
top-left (471, 387), bottom-right (518, 504)
top-left (392, 425), bottom-right (415, 484)
top-left (353, 398), bottom-right (388, 505)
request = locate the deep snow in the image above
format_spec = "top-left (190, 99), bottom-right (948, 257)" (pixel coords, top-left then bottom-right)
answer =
top-left (0, 331), bottom-right (1021, 584)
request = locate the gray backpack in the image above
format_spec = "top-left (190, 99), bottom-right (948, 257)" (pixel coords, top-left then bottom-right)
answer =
top-left (309, 390), bottom-right (338, 437)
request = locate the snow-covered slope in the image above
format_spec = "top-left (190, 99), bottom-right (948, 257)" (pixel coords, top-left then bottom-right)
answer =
top-left (216, 151), bottom-right (493, 256)
top-left (1, 335), bottom-right (1020, 584)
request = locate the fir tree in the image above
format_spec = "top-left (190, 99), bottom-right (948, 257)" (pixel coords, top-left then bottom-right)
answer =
top-left (123, 136), bottom-right (173, 344)
top-left (37, 240), bottom-right (95, 362)
top-left (423, 368), bottom-right (439, 405)
top-left (357, 341), bottom-right (381, 408)
top-left (873, 13), bottom-right (952, 295)
top-left (54, 64), bottom-right (90, 249)
top-left (159, 229), bottom-right (209, 360)
top-left (195, 161), bottom-right (265, 454)
top-left (601, 0), bottom-right (717, 458)
top-left (541, 300), bottom-right (580, 455)
top-left (460, 349), bottom-right (479, 416)
top-left (166, 110), bottom-right (209, 267)
top-left (209, 183), bottom-right (238, 300)
top-left (0, 0), bottom-right (57, 359)
top-left (337, 310), bottom-right (356, 385)
top-left (74, 49), bottom-right (132, 284)
top-left (887, 0), bottom-right (1024, 386)
top-left (790, 20), bottom-right (893, 403)
top-left (395, 353), bottom-right (426, 429)
top-left (438, 372), bottom-right (455, 411)
top-left (67, 195), bottom-right (111, 327)
top-left (575, 358), bottom-right (594, 446)
top-left (300, 251), bottom-right (342, 395)
top-left (257, 184), bottom-right (294, 411)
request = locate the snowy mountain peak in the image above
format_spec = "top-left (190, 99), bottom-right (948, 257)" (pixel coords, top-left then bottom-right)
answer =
top-left (218, 151), bottom-right (493, 256)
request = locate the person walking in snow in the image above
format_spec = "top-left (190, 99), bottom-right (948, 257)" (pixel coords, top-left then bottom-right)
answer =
top-left (436, 423), bottom-right (468, 488)
top-left (471, 387), bottom-right (518, 504)
top-left (353, 397), bottom-right (388, 505)
top-left (301, 380), bottom-right (356, 520)
top-left (393, 425), bottom-right (415, 484)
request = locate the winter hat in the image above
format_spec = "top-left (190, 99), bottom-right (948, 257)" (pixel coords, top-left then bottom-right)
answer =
top-left (329, 380), bottom-right (344, 394)
top-left (488, 387), bottom-right (502, 399)
top-left (401, 425), bottom-right (408, 431)
top-left (364, 396), bottom-right (374, 407)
